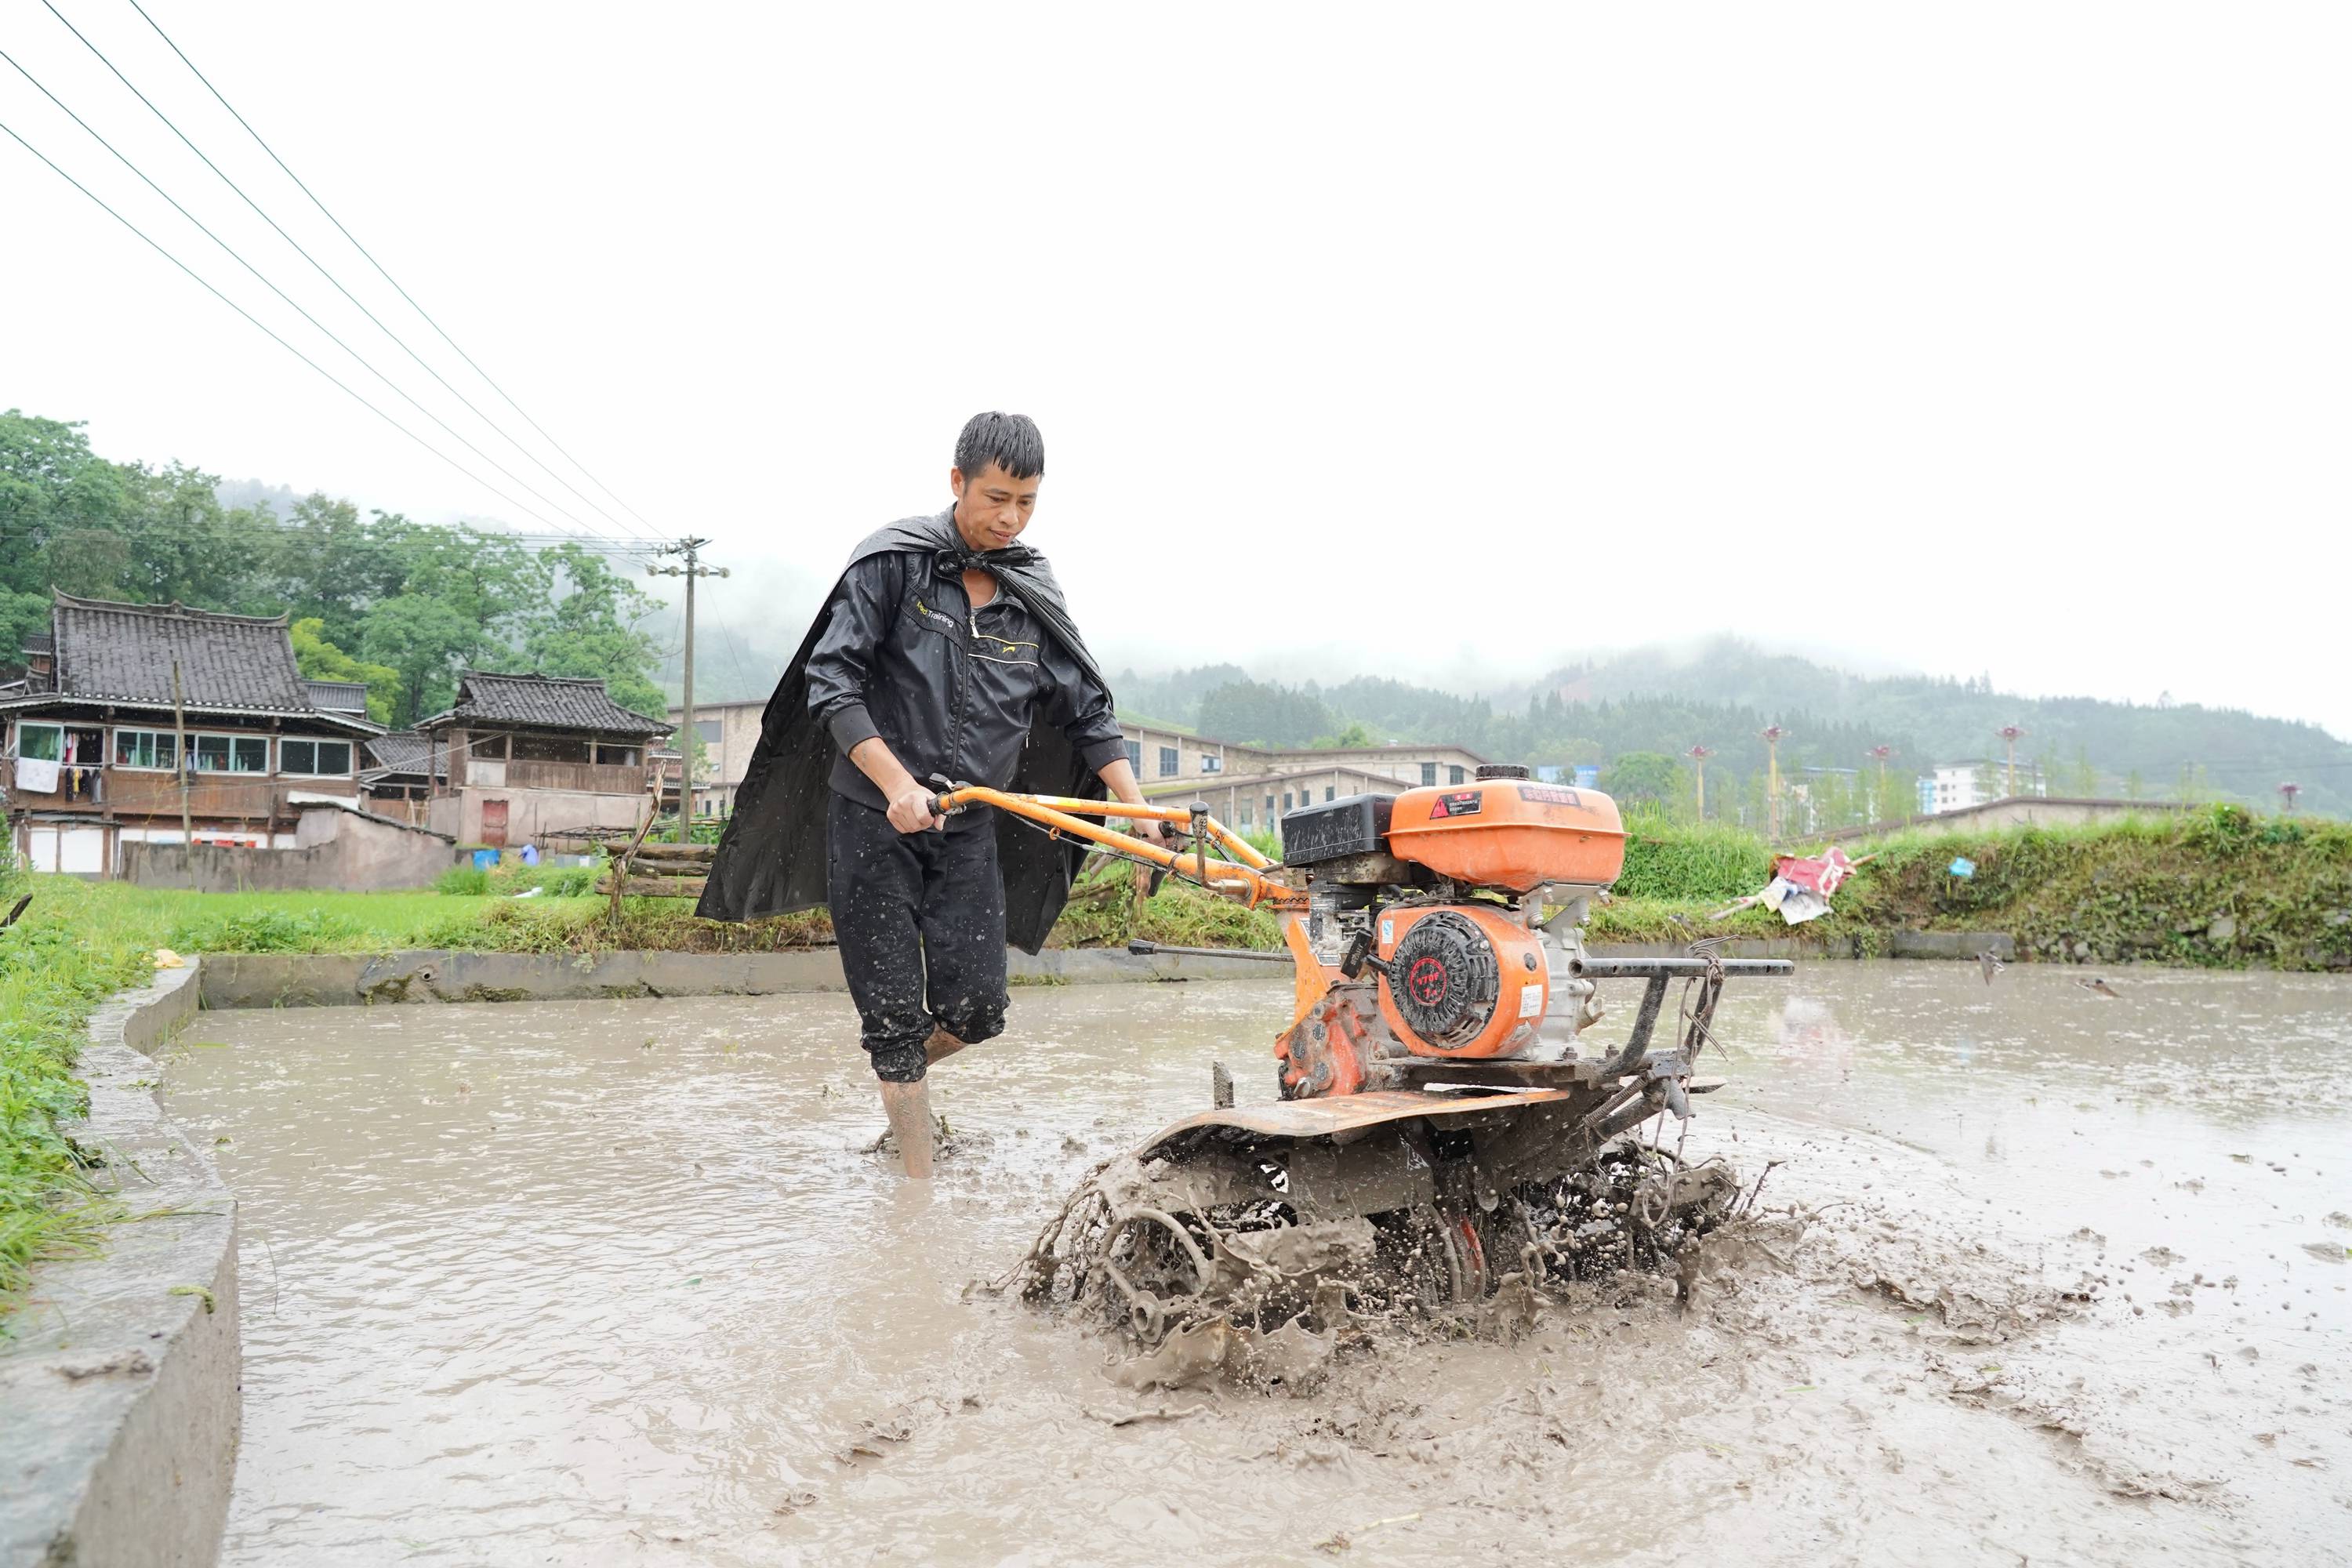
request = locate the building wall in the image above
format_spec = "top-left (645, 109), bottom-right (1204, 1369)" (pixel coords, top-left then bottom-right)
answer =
top-left (121, 810), bottom-right (460, 892)
top-left (1115, 722), bottom-right (1483, 792)
top-left (1156, 768), bottom-right (1403, 836)
top-left (429, 784), bottom-right (650, 846)
top-left (666, 700), bottom-right (766, 811)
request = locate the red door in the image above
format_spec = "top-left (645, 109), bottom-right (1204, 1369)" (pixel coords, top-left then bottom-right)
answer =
top-left (480, 798), bottom-right (510, 848)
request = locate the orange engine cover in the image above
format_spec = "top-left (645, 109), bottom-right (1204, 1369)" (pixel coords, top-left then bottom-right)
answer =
top-left (1384, 779), bottom-right (1626, 894)
top-left (1374, 904), bottom-right (1548, 1058)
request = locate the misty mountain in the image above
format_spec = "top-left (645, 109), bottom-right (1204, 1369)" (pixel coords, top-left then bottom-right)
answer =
top-left (1113, 638), bottom-right (2350, 815)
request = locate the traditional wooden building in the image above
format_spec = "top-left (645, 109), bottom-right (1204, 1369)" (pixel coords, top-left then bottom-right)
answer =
top-left (358, 731), bottom-right (446, 820)
top-left (416, 671), bottom-right (671, 848)
top-left (0, 592), bottom-right (384, 873)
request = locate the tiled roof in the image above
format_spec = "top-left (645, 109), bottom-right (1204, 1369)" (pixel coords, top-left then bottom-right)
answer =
top-left (27, 592), bottom-right (375, 729)
top-left (21, 633), bottom-right (53, 656)
top-left (304, 679), bottom-right (371, 713)
top-left (417, 671), bottom-right (673, 738)
top-left (363, 731), bottom-right (445, 778)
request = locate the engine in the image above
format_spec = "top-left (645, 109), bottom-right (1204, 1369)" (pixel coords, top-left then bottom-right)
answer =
top-left (1272, 764), bottom-right (1627, 1098)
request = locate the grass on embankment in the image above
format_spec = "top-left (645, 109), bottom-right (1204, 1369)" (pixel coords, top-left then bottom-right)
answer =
top-left (1587, 804), bottom-right (2352, 967)
top-left (0, 873), bottom-right (171, 1313)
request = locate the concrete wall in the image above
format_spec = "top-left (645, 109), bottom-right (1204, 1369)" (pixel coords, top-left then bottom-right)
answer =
top-left (1826, 797), bottom-right (2190, 841)
top-left (195, 945), bottom-right (1294, 1009)
top-left (123, 808), bottom-right (461, 892)
top-left (0, 964), bottom-right (239, 1568)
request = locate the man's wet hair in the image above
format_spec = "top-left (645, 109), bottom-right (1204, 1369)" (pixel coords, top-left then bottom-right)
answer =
top-left (954, 411), bottom-right (1044, 481)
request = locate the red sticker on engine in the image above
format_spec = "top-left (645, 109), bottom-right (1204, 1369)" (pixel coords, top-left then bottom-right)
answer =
top-left (1407, 955), bottom-right (1450, 1004)
top-left (1428, 790), bottom-right (1483, 818)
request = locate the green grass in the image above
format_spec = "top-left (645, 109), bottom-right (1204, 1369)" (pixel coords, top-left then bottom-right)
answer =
top-left (0, 873), bottom-right (172, 1317)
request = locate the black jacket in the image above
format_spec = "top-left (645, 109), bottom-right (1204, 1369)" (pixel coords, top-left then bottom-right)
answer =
top-left (806, 528), bottom-right (1125, 819)
top-left (695, 507), bottom-right (1124, 952)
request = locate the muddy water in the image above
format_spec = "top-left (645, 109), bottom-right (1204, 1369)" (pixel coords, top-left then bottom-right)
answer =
top-left (162, 964), bottom-right (2350, 1566)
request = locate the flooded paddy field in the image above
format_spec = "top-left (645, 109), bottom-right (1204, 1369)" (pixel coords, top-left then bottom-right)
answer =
top-left (162, 964), bottom-right (2350, 1566)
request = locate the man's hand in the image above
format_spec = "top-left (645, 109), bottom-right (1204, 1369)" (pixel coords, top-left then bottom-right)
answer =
top-left (1130, 815), bottom-right (1173, 848)
top-left (887, 782), bottom-right (946, 834)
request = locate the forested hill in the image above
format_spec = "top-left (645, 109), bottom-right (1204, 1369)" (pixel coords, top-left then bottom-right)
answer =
top-left (1113, 637), bottom-right (2352, 817)
top-left (0, 410), bottom-right (667, 728)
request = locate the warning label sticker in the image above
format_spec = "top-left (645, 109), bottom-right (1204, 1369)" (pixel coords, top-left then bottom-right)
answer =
top-left (1428, 790), bottom-right (1483, 819)
top-left (1518, 982), bottom-right (1544, 1018)
top-left (1516, 785), bottom-right (1583, 807)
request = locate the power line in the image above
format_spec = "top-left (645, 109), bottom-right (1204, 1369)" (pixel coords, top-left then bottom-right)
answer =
top-left (0, 114), bottom-right (653, 544)
top-left (119, 0), bottom-right (663, 539)
top-left (38, 0), bottom-right (659, 541)
top-left (0, 45), bottom-right (630, 543)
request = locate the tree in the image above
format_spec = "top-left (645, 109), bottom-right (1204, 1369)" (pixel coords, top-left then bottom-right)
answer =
top-left (514, 544), bottom-right (666, 718)
top-left (360, 594), bottom-right (474, 726)
top-left (289, 617), bottom-right (401, 725)
top-left (1603, 750), bottom-right (1679, 804)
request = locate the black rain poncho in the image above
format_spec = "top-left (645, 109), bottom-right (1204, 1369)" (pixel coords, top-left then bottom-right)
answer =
top-left (694, 511), bottom-right (1109, 953)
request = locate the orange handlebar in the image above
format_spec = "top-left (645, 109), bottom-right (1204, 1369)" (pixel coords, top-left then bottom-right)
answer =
top-left (930, 786), bottom-right (1305, 911)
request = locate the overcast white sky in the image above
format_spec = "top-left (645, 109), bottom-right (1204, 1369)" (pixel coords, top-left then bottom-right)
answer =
top-left (3, 3), bottom-right (2344, 733)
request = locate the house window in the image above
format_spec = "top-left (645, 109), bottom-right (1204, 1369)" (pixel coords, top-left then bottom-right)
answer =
top-left (1124, 739), bottom-right (1142, 770)
top-left (281, 738), bottom-right (354, 777)
top-left (593, 743), bottom-right (640, 766)
top-left (1420, 761), bottom-right (1437, 786)
top-left (192, 734), bottom-right (270, 773)
top-left (1448, 764), bottom-right (1465, 785)
top-left (114, 728), bottom-right (180, 770)
top-left (1325, 786), bottom-right (1335, 801)
top-left (1238, 804), bottom-right (1252, 827)
top-left (1158, 746), bottom-right (1178, 778)
top-left (1282, 792), bottom-right (1293, 812)
top-left (1200, 753), bottom-right (1221, 774)
top-left (695, 719), bottom-right (723, 745)
top-left (1265, 795), bottom-right (1275, 818)
top-left (15, 721), bottom-right (63, 762)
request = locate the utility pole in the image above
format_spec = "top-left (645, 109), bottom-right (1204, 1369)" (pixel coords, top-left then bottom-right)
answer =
top-left (1759, 725), bottom-right (1788, 840)
top-left (648, 537), bottom-right (729, 842)
top-left (1685, 745), bottom-right (1712, 821)
top-left (1994, 724), bottom-right (2027, 798)
top-left (170, 659), bottom-right (192, 847)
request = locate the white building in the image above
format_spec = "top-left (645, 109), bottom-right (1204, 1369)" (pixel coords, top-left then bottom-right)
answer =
top-left (1923, 759), bottom-right (2045, 815)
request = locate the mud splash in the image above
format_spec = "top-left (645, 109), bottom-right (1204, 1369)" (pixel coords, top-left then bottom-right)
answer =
top-left (1000, 1141), bottom-right (1748, 1392)
top-left (157, 966), bottom-right (2350, 1566)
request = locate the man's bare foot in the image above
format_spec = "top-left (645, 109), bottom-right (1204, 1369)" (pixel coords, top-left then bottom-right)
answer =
top-left (877, 1079), bottom-right (935, 1178)
top-left (924, 1027), bottom-right (969, 1067)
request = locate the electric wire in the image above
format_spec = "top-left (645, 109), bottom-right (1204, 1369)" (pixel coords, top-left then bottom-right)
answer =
top-left (124, 0), bottom-right (664, 539)
top-left (0, 114), bottom-right (649, 545)
top-left (0, 45), bottom-right (633, 544)
top-left (38, 0), bottom-right (659, 541)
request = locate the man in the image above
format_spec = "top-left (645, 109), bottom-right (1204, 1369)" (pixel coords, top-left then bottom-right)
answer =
top-left (697, 412), bottom-right (1163, 1178)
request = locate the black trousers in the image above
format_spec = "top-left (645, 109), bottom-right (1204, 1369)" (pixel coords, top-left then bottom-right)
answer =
top-left (826, 791), bottom-right (1008, 1083)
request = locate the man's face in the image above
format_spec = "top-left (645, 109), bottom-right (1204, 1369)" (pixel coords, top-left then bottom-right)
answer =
top-left (950, 463), bottom-right (1040, 552)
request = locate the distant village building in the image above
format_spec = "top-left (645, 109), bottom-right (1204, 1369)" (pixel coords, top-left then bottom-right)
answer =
top-left (1922, 759), bottom-right (2047, 815)
top-left (1120, 720), bottom-right (1488, 837)
top-left (662, 695), bottom-right (765, 818)
top-left (649, 704), bottom-right (1487, 832)
top-left (418, 672), bottom-right (672, 847)
top-left (359, 731), bottom-right (446, 818)
top-left (0, 593), bottom-right (385, 874)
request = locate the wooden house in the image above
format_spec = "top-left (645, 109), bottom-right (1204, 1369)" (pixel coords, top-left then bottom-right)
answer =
top-left (0, 592), bottom-right (385, 874)
top-left (416, 671), bottom-right (671, 848)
